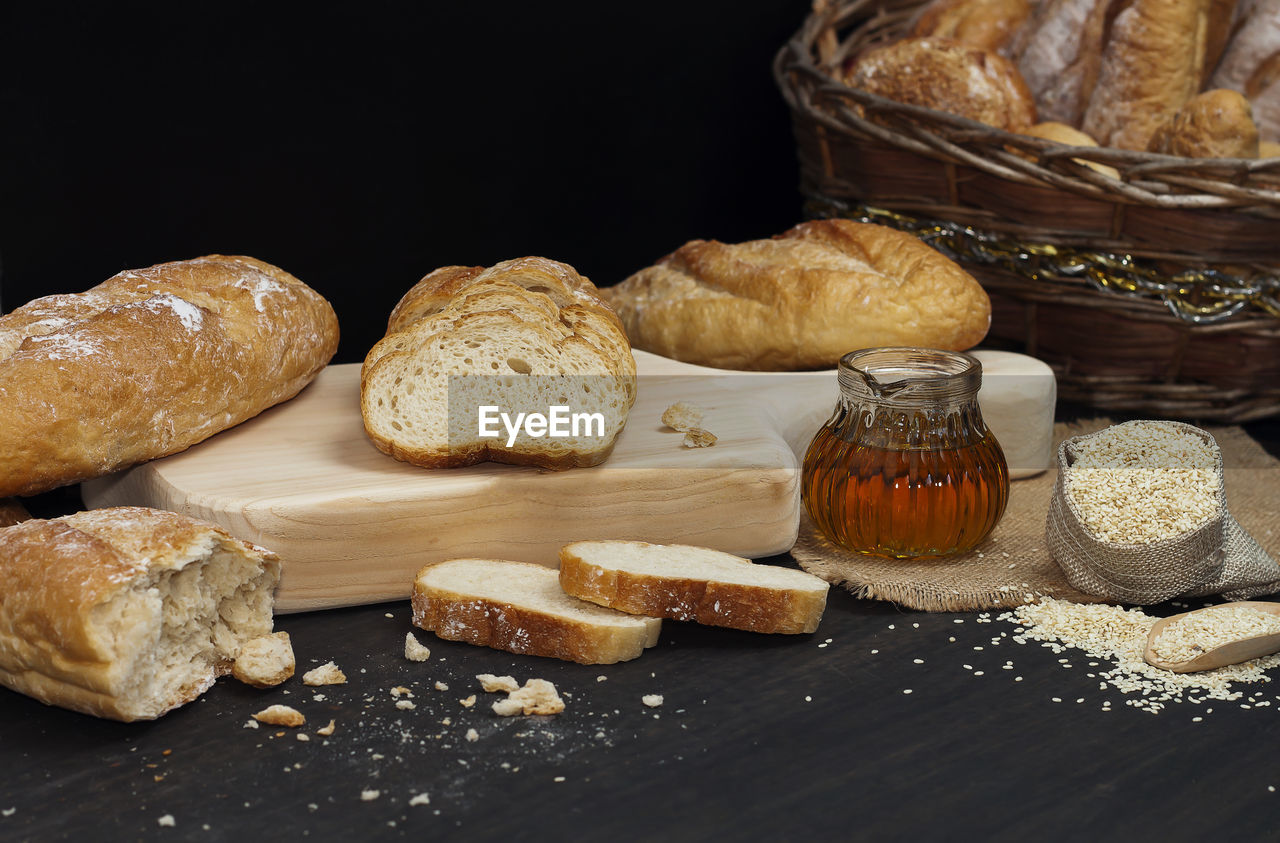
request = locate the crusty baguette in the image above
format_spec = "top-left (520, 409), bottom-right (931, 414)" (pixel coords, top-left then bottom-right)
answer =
top-left (1081, 0), bottom-right (1215, 150)
top-left (1210, 0), bottom-right (1280, 141)
top-left (0, 255), bottom-right (339, 497)
top-left (411, 559), bottom-right (661, 664)
top-left (0, 507), bottom-right (280, 721)
top-left (361, 257), bottom-right (636, 470)
top-left (1005, 0), bottom-right (1114, 126)
top-left (1147, 89), bottom-right (1260, 157)
top-left (600, 219), bottom-right (991, 371)
top-left (845, 37), bottom-right (1036, 131)
top-left (558, 541), bottom-right (830, 635)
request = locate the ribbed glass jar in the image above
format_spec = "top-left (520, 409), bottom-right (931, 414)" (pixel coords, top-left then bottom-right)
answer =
top-left (802, 347), bottom-right (1009, 559)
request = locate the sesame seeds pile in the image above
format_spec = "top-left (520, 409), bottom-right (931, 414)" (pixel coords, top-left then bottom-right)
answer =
top-left (1001, 598), bottom-right (1280, 714)
top-left (1065, 421), bottom-right (1219, 544)
top-left (1150, 605), bottom-right (1280, 665)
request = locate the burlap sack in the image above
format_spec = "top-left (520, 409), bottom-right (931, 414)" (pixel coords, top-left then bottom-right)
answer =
top-left (1046, 421), bottom-right (1280, 605)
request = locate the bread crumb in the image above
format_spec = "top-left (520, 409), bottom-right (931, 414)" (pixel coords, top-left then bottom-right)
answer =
top-left (252, 705), bottom-right (305, 728)
top-left (157, 815), bottom-right (175, 828)
top-left (395, 700), bottom-right (416, 711)
top-left (465, 728), bottom-right (479, 742)
top-left (231, 631), bottom-right (295, 688)
top-left (434, 681), bottom-right (449, 691)
top-left (596, 675), bottom-right (607, 682)
top-left (642, 694), bottom-right (664, 708)
top-left (390, 686), bottom-right (413, 698)
top-left (476, 674), bottom-right (519, 693)
top-left (662, 401), bottom-right (704, 432)
top-left (491, 678), bottom-right (565, 716)
top-left (404, 633), bottom-right (431, 662)
top-left (460, 695), bottom-right (476, 708)
top-left (302, 661), bottom-right (346, 686)
top-left (409, 793), bottom-right (431, 807)
top-left (1, 808), bottom-right (15, 817)
top-left (296, 733), bottom-right (311, 742)
top-left (361, 789), bottom-right (380, 802)
top-left (682, 428), bottom-right (717, 448)
top-left (316, 719), bottom-right (336, 736)
top-left (243, 720), bottom-right (259, 729)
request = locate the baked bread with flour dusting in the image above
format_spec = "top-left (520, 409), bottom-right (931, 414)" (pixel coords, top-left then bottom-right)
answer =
top-left (0, 255), bottom-right (339, 497)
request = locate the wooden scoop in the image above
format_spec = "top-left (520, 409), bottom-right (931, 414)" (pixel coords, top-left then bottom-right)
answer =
top-left (1144, 601), bottom-right (1280, 673)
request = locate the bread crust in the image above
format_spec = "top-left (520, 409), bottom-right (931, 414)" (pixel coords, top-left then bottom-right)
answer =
top-left (0, 255), bottom-right (339, 497)
top-left (1210, 0), bottom-right (1280, 140)
top-left (411, 559), bottom-right (660, 665)
top-left (0, 507), bottom-right (280, 721)
top-left (1147, 89), bottom-right (1260, 157)
top-left (1081, 0), bottom-right (1214, 150)
top-left (908, 0), bottom-right (1032, 52)
top-left (0, 499), bottom-right (29, 528)
top-left (1006, 0), bottom-right (1115, 126)
top-left (846, 37), bottom-right (1037, 130)
top-left (600, 219), bottom-right (991, 371)
top-left (559, 541), bottom-right (828, 635)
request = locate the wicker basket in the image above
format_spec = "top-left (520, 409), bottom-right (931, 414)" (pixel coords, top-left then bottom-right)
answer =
top-left (774, 0), bottom-right (1280, 421)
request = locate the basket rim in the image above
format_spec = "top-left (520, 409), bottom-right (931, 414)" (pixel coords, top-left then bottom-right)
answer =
top-left (773, 0), bottom-right (1280, 213)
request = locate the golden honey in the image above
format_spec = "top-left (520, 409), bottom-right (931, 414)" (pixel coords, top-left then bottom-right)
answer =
top-left (802, 348), bottom-right (1009, 559)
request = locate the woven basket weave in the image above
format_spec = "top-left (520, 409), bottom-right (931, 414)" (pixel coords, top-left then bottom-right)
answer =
top-left (774, 0), bottom-right (1280, 421)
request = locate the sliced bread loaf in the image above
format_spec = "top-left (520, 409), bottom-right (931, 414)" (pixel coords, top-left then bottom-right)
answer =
top-left (361, 258), bottom-right (636, 470)
top-left (559, 541), bottom-right (830, 634)
top-left (411, 559), bottom-right (662, 664)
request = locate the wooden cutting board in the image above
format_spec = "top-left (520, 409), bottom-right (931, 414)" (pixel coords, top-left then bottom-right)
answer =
top-left (82, 350), bottom-right (1054, 612)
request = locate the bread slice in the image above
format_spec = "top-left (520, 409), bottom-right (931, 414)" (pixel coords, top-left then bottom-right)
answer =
top-left (361, 258), bottom-right (636, 470)
top-left (559, 541), bottom-right (830, 634)
top-left (411, 559), bottom-right (661, 664)
top-left (0, 507), bottom-right (280, 721)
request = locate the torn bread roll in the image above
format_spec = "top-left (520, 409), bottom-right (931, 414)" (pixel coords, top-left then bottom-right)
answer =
top-left (0, 507), bottom-right (280, 721)
top-left (411, 559), bottom-right (662, 664)
top-left (601, 219), bottom-right (991, 371)
top-left (0, 255), bottom-right (339, 497)
top-left (559, 541), bottom-right (829, 634)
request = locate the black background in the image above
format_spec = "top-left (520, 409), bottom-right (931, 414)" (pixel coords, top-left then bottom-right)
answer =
top-left (0, 1), bottom-right (811, 364)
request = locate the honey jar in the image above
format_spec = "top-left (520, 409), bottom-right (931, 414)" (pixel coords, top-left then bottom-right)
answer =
top-left (802, 347), bottom-right (1009, 558)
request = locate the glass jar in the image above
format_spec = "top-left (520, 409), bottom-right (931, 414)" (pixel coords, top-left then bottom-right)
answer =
top-left (802, 347), bottom-right (1009, 558)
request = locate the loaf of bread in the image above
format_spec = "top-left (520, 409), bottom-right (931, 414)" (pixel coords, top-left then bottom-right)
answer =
top-left (1209, 0), bottom-right (1280, 141)
top-left (600, 219), bottom-right (991, 371)
top-left (1018, 122), bottom-right (1121, 177)
top-left (361, 257), bottom-right (636, 470)
top-left (0, 255), bottom-right (339, 498)
top-left (906, 0), bottom-right (1032, 52)
top-left (845, 37), bottom-right (1036, 130)
top-left (0, 507), bottom-right (280, 721)
top-left (1081, 0), bottom-right (1218, 150)
top-left (1147, 89), bottom-right (1261, 157)
top-left (559, 541), bottom-right (830, 635)
top-left (1005, 0), bottom-right (1112, 126)
top-left (411, 559), bottom-right (662, 664)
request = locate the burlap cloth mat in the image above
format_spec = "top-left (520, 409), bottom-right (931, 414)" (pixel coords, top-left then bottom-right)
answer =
top-left (791, 420), bottom-right (1280, 612)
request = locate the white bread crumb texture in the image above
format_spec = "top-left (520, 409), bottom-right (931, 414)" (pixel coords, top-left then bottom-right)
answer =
top-left (682, 428), bottom-right (717, 448)
top-left (661, 401), bottom-right (704, 432)
top-left (302, 661), bottom-right (347, 686)
top-left (252, 704), bottom-right (305, 727)
top-left (404, 632), bottom-right (432, 662)
top-left (478, 675), bottom-right (566, 716)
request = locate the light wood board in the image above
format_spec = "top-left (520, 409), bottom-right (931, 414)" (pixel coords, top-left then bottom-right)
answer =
top-left (83, 350), bottom-right (1054, 613)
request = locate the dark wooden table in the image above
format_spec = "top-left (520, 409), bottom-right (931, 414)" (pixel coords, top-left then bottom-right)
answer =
top-left (5, 422), bottom-right (1280, 842)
